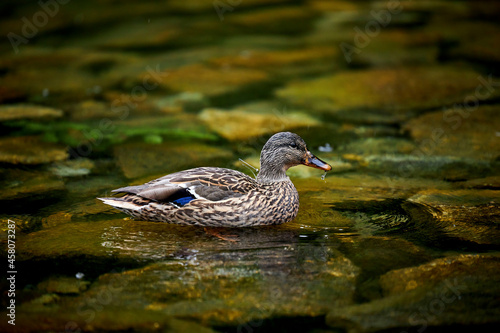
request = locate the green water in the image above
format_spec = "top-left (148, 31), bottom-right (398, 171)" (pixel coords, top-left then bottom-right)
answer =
top-left (0, 1), bottom-right (499, 332)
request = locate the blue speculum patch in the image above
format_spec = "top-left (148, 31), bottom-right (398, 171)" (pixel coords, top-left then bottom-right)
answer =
top-left (172, 196), bottom-right (195, 206)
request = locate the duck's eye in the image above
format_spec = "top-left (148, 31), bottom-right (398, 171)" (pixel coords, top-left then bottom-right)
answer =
top-left (289, 142), bottom-right (298, 149)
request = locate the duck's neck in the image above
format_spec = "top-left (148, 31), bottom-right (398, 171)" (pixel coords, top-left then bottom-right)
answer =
top-left (257, 164), bottom-right (289, 183)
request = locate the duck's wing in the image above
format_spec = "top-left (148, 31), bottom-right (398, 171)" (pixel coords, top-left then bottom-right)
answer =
top-left (111, 167), bottom-right (258, 206)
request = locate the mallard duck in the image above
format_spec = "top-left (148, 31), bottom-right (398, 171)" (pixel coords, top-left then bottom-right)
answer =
top-left (99, 132), bottom-right (331, 227)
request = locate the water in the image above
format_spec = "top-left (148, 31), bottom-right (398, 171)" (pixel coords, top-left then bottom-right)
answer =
top-left (0, 1), bottom-right (499, 332)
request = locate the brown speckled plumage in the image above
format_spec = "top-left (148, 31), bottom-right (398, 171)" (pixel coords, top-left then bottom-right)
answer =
top-left (98, 132), bottom-right (331, 227)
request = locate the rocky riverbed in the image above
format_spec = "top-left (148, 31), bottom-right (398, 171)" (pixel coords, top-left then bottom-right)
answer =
top-left (0, 1), bottom-right (499, 332)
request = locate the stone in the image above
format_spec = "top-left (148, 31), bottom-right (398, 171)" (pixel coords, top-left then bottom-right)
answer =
top-left (169, 0), bottom-right (289, 13)
top-left (430, 21), bottom-right (500, 64)
top-left (458, 176), bottom-right (500, 190)
top-left (66, 100), bottom-right (117, 121)
top-left (379, 254), bottom-right (500, 295)
top-left (37, 276), bottom-right (90, 294)
top-left (0, 104), bottom-right (63, 122)
top-left (70, 246), bottom-right (358, 326)
top-left (338, 138), bottom-right (416, 155)
top-left (326, 254), bottom-right (500, 332)
top-left (199, 107), bottom-right (320, 141)
top-left (307, 0), bottom-right (360, 12)
top-left (275, 66), bottom-right (499, 122)
top-left (346, 30), bottom-right (440, 67)
top-left (227, 6), bottom-right (318, 34)
top-left (49, 158), bottom-right (95, 177)
top-left (152, 92), bottom-right (210, 113)
top-left (143, 63), bottom-right (271, 102)
top-left (0, 52), bottom-right (108, 103)
top-left (74, 19), bottom-right (185, 49)
top-left (404, 105), bottom-right (500, 161)
top-left (208, 46), bottom-right (340, 77)
top-left (1, 307), bottom-right (217, 333)
top-left (114, 141), bottom-right (233, 179)
top-left (407, 189), bottom-right (500, 246)
top-left (363, 154), bottom-right (495, 180)
top-left (0, 136), bottom-right (68, 164)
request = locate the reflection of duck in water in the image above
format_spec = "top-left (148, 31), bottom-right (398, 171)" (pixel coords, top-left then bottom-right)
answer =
top-left (99, 132), bottom-right (331, 227)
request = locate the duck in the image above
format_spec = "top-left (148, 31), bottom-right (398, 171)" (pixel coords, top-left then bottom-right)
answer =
top-left (98, 132), bottom-right (331, 227)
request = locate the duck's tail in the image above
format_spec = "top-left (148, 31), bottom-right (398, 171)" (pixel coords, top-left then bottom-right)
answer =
top-left (97, 194), bottom-right (153, 217)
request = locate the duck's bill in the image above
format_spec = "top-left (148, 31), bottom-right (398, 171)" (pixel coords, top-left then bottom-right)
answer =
top-left (304, 151), bottom-right (332, 171)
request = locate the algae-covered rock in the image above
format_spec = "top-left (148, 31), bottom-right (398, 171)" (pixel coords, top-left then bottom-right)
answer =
top-left (208, 46), bottom-right (340, 77)
top-left (338, 137), bottom-right (416, 155)
top-left (72, 245), bottom-right (358, 326)
top-left (404, 105), bottom-right (500, 161)
top-left (379, 254), bottom-right (500, 295)
top-left (227, 6), bottom-right (317, 34)
top-left (49, 158), bottom-right (95, 177)
top-left (0, 104), bottom-right (63, 121)
top-left (114, 141), bottom-right (233, 179)
top-left (326, 254), bottom-right (500, 332)
top-left (147, 63), bottom-right (271, 101)
top-left (363, 154), bottom-right (495, 180)
top-left (458, 176), bottom-right (500, 190)
top-left (0, 136), bottom-right (68, 164)
top-left (199, 107), bottom-right (320, 141)
top-left (13, 215), bottom-right (359, 326)
top-left (66, 100), bottom-right (117, 121)
top-left (407, 189), bottom-right (500, 246)
top-left (0, 307), bottom-right (217, 333)
top-left (347, 29), bottom-right (440, 67)
top-left (0, 169), bottom-right (65, 200)
top-left (276, 66), bottom-right (498, 122)
top-left (15, 219), bottom-right (197, 262)
top-left (37, 276), bottom-right (90, 294)
top-left (153, 92), bottom-right (210, 113)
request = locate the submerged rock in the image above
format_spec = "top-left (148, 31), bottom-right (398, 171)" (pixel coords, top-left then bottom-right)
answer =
top-left (147, 63), bottom-right (272, 103)
top-left (114, 141), bottom-right (233, 179)
top-left (0, 169), bottom-right (65, 200)
top-left (363, 154), bottom-right (495, 180)
top-left (0, 136), bottom-right (68, 164)
top-left (208, 46), bottom-right (340, 78)
top-left (338, 137), bottom-right (416, 155)
top-left (458, 176), bottom-right (500, 190)
top-left (49, 158), bottom-right (95, 177)
top-left (71, 245), bottom-right (358, 326)
top-left (13, 214), bottom-right (359, 327)
top-left (1, 307), bottom-right (217, 333)
top-left (226, 6), bottom-right (317, 34)
top-left (199, 107), bottom-right (319, 141)
top-left (404, 105), bottom-right (500, 161)
top-left (153, 92), bottom-right (210, 113)
top-left (66, 100), bottom-right (117, 121)
top-left (407, 189), bottom-right (500, 246)
top-left (326, 254), bottom-right (500, 332)
top-left (379, 254), bottom-right (500, 295)
top-left (275, 66), bottom-right (498, 122)
top-left (37, 276), bottom-right (90, 294)
top-left (0, 104), bottom-right (63, 121)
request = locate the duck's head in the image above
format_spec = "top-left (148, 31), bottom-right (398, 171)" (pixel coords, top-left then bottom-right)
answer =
top-left (257, 132), bottom-right (332, 182)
